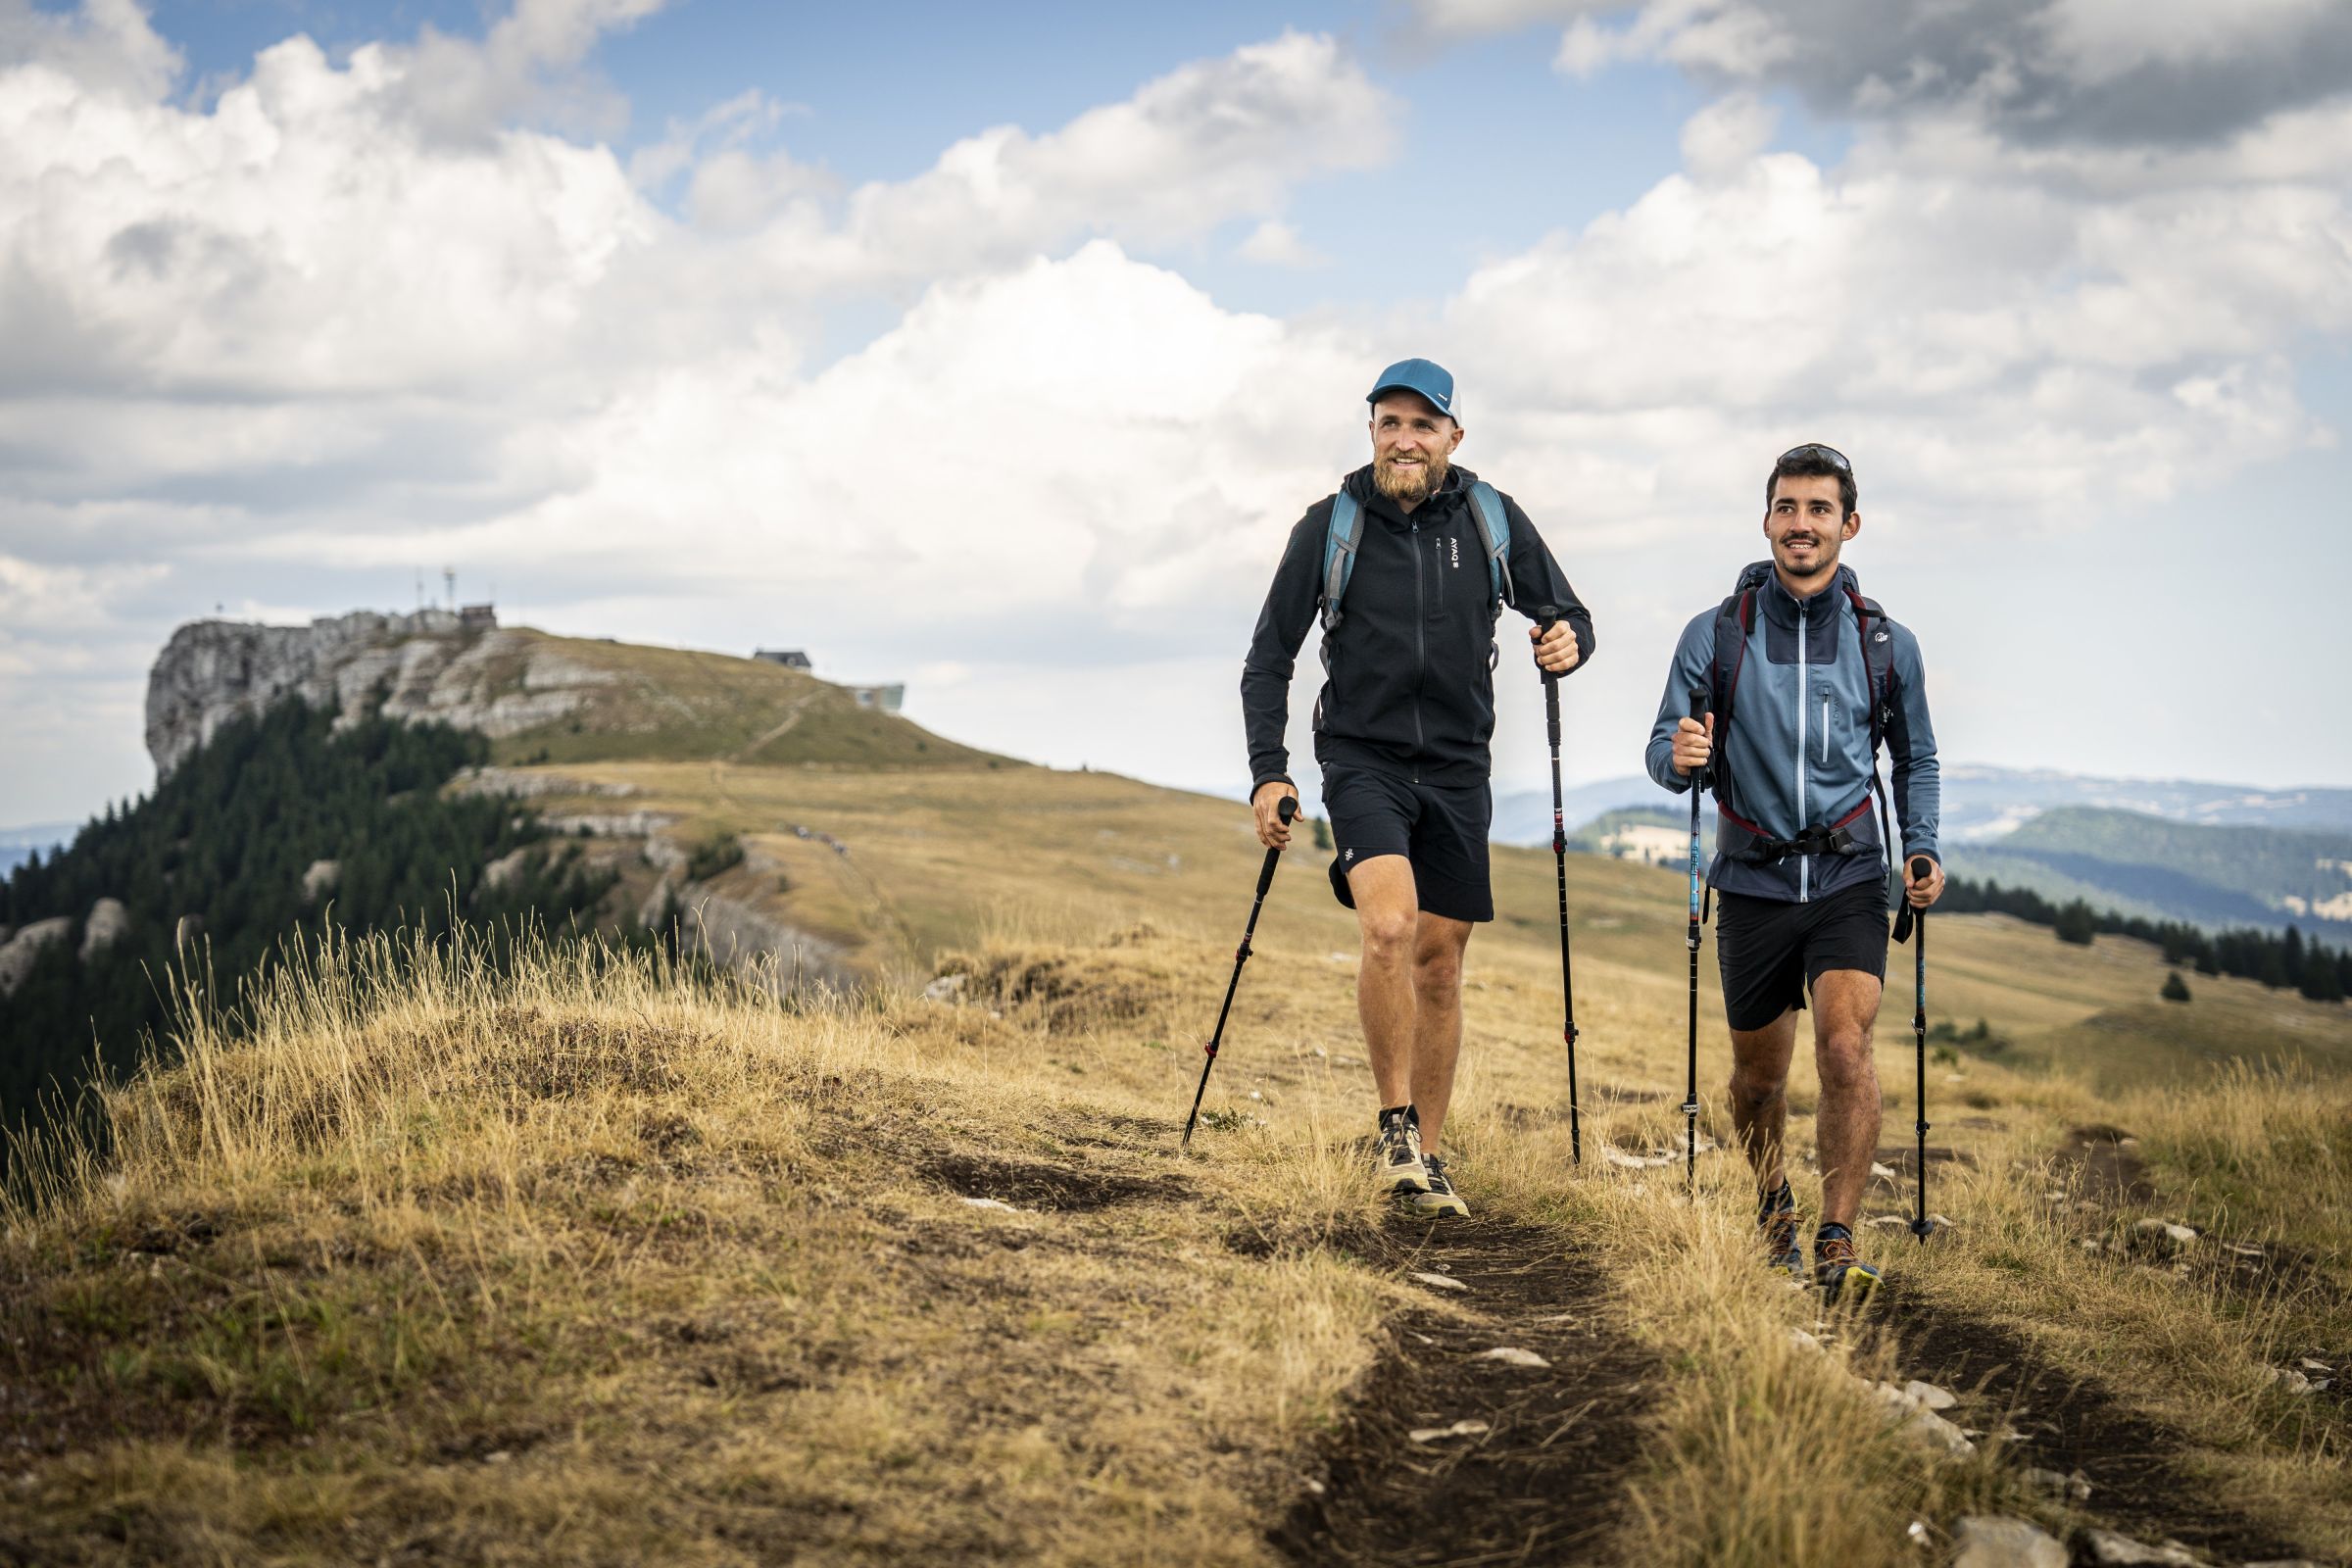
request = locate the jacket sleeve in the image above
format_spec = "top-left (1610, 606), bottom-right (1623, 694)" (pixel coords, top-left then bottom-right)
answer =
top-left (1240, 504), bottom-right (1328, 794)
top-left (1886, 622), bottom-right (1941, 865)
top-left (1644, 611), bottom-right (1718, 796)
top-left (1500, 494), bottom-right (1594, 671)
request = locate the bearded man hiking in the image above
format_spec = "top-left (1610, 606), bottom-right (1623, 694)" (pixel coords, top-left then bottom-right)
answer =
top-left (1645, 443), bottom-right (1942, 1300)
top-left (1241, 358), bottom-right (1594, 1218)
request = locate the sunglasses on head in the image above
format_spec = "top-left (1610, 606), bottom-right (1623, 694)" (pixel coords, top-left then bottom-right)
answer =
top-left (1777, 443), bottom-right (1851, 472)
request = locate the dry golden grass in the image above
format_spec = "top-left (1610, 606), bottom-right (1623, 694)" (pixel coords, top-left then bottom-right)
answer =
top-left (7, 762), bottom-right (2352, 1563)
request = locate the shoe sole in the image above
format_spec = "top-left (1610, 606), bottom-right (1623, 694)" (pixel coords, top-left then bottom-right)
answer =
top-left (1820, 1267), bottom-right (1883, 1304)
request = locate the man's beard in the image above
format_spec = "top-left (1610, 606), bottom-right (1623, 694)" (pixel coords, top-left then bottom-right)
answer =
top-left (1374, 451), bottom-right (1448, 504)
top-left (1777, 535), bottom-right (1837, 581)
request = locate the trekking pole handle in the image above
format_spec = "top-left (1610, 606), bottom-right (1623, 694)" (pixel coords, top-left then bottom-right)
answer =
top-left (1689, 689), bottom-right (1711, 789)
top-left (1536, 606), bottom-right (1563, 744)
top-left (1908, 855), bottom-right (1933, 882)
top-left (1253, 796), bottom-right (1300, 899)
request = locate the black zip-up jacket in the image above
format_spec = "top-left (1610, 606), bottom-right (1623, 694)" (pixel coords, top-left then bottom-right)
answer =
top-left (1242, 464), bottom-right (1595, 792)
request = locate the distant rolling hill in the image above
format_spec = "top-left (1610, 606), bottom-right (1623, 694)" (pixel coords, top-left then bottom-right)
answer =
top-left (1495, 768), bottom-right (2352, 938)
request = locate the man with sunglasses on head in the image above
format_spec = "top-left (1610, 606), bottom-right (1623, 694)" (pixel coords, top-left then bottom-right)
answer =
top-left (1644, 444), bottom-right (1942, 1301)
top-left (1244, 358), bottom-right (1594, 1219)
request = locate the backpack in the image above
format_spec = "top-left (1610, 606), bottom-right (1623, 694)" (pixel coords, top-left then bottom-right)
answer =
top-left (1317, 479), bottom-right (1513, 634)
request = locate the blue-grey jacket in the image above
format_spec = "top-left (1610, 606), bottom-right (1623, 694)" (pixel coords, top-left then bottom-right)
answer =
top-left (1644, 562), bottom-right (1940, 903)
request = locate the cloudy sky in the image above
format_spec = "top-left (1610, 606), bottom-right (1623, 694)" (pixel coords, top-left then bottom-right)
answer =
top-left (4, 0), bottom-right (2350, 828)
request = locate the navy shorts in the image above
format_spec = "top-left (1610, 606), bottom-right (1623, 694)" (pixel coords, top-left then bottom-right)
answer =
top-left (1714, 878), bottom-right (1888, 1031)
top-left (1320, 765), bottom-right (1494, 924)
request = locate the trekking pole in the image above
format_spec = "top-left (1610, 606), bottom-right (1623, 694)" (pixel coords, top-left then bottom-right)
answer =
top-left (1906, 855), bottom-right (1934, 1243)
top-left (1684, 690), bottom-right (1710, 1197)
top-left (1182, 795), bottom-right (1299, 1152)
top-left (1537, 608), bottom-right (1582, 1165)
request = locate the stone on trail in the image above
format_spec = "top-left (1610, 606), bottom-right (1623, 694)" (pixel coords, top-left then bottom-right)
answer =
top-left (1408, 1271), bottom-right (1468, 1292)
top-left (2025, 1467), bottom-right (2092, 1501)
top-left (1871, 1161), bottom-right (1898, 1180)
top-left (1406, 1418), bottom-right (1490, 1443)
top-left (959, 1197), bottom-right (1024, 1213)
top-left (2133, 1218), bottom-right (2198, 1246)
top-left (2073, 1528), bottom-right (2202, 1565)
top-left (1869, 1381), bottom-right (1976, 1457)
top-left (1950, 1515), bottom-right (2068, 1568)
top-left (1475, 1347), bottom-right (1550, 1369)
top-left (922, 973), bottom-right (968, 1002)
top-left (1902, 1379), bottom-right (1957, 1411)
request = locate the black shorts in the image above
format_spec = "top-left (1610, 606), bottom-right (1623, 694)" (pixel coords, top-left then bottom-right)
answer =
top-left (1320, 765), bottom-right (1493, 924)
top-left (1714, 879), bottom-right (1888, 1031)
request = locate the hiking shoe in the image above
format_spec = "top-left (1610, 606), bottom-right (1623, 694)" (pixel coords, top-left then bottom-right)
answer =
top-left (1412, 1153), bottom-right (1469, 1218)
top-left (1758, 1179), bottom-right (1801, 1278)
top-left (1814, 1225), bottom-right (1882, 1304)
top-left (1375, 1104), bottom-right (1429, 1196)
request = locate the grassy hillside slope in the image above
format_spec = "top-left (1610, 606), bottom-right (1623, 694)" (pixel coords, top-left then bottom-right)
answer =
top-left (479, 631), bottom-right (1020, 771)
top-left (6, 762), bottom-right (2349, 1564)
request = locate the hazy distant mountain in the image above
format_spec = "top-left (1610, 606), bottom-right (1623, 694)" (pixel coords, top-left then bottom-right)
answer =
top-left (1491, 766), bottom-right (2352, 938)
top-left (1496, 765), bottom-right (2352, 850)
top-left (0, 824), bottom-right (69, 878)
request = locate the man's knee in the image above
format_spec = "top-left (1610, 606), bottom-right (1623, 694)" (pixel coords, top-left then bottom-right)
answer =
top-left (1815, 1026), bottom-right (1876, 1093)
top-left (1359, 907), bottom-right (1416, 966)
top-left (1412, 945), bottom-right (1462, 1000)
top-left (1728, 1060), bottom-right (1788, 1111)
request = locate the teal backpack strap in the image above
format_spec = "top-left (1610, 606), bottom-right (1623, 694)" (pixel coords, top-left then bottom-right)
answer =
top-left (1319, 489), bottom-right (1362, 632)
top-left (1467, 480), bottom-right (1513, 614)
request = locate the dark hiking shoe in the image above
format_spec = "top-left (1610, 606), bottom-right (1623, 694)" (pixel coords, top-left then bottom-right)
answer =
top-left (1412, 1153), bottom-right (1469, 1218)
top-left (1376, 1104), bottom-right (1429, 1195)
top-left (1758, 1179), bottom-right (1801, 1278)
top-left (1814, 1224), bottom-right (1882, 1303)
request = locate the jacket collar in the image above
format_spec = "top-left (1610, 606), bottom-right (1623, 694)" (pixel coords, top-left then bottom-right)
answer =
top-left (1345, 462), bottom-right (1472, 528)
top-left (1738, 560), bottom-right (1860, 626)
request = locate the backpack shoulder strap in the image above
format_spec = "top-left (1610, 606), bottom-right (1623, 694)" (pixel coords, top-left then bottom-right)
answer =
top-left (1319, 489), bottom-right (1362, 632)
top-left (1466, 480), bottom-right (1513, 613)
top-left (1708, 589), bottom-right (1753, 811)
top-left (1845, 589), bottom-right (1895, 755)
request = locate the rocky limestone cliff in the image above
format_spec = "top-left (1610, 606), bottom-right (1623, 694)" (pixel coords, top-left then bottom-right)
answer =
top-left (145, 612), bottom-right (616, 775)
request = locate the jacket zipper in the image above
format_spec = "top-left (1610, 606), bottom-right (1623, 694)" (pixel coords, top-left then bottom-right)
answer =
top-left (1822, 696), bottom-right (1831, 762)
top-left (1796, 599), bottom-right (1810, 904)
top-left (1410, 518), bottom-right (1426, 782)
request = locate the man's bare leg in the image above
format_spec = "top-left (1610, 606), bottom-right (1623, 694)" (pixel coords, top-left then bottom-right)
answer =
top-left (1348, 856), bottom-right (1420, 1112)
top-left (1728, 1007), bottom-right (1800, 1196)
top-left (1809, 969), bottom-right (1884, 1229)
top-left (1408, 911), bottom-right (1475, 1155)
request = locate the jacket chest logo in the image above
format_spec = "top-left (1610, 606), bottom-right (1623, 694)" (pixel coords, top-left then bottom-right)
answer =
top-left (1447, 536), bottom-right (1460, 568)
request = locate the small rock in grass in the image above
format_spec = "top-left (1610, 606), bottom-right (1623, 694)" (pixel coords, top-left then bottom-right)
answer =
top-left (2298, 1357), bottom-right (2332, 1373)
top-left (2133, 1218), bottom-right (2198, 1246)
top-left (1951, 1514), bottom-right (2067, 1568)
top-left (1871, 1161), bottom-right (1899, 1180)
top-left (1902, 1379), bottom-right (1957, 1411)
top-left (1789, 1328), bottom-right (1824, 1352)
top-left (1870, 1382), bottom-right (1975, 1457)
top-left (2268, 1366), bottom-right (2317, 1394)
top-left (1302, 1478), bottom-right (1325, 1495)
top-left (1407, 1418), bottom-right (1490, 1443)
top-left (2073, 1528), bottom-right (2200, 1565)
top-left (960, 1197), bottom-right (1023, 1213)
top-left (2224, 1242), bottom-right (2266, 1258)
top-left (1476, 1347), bottom-right (1550, 1369)
top-left (921, 973), bottom-right (967, 1002)
top-left (1409, 1271), bottom-right (1468, 1292)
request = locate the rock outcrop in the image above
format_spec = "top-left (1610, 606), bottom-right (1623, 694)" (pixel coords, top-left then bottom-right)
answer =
top-left (145, 612), bottom-right (617, 776)
top-left (0, 917), bottom-right (72, 996)
top-left (78, 899), bottom-right (129, 961)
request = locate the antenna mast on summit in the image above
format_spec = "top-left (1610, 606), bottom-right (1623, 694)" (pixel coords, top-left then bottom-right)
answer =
top-left (443, 566), bottom-right (456, 610)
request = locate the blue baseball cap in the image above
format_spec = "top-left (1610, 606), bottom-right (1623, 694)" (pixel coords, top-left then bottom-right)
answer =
top-left (1367, 358), bottom-right (1457, 421)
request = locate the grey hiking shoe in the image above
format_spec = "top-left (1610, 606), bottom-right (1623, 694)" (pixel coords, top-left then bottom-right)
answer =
top-left (1375, 1105), bottom-right (1429, 1195)
top-left (1413, 1153), bottom-right (1469, 1218)
top-left (1759, 1179), bottom-right (1801, 1279)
